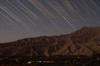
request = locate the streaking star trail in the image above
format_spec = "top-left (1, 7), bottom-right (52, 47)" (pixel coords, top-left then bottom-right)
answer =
top-left (17, 0), bottom-right (38, 19)
top-left (6, 0), bottom-right (36, 26)
top-left (0, 0), bottom-right (100, 43)
top-left (0, 11), bottom-right (20, 29)
top-left (53, 0), bottom-right (76, 30)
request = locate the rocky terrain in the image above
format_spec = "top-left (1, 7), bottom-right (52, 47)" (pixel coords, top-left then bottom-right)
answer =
top-left (0, 26), bottom-right (100, 57)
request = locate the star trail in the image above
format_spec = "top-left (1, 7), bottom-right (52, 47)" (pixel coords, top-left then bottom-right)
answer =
top-left (0, 0), bottom-right (100, 43)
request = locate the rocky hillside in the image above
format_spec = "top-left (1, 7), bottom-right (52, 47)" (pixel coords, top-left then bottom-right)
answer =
top-left (0, 26), bottom-right (100, 57)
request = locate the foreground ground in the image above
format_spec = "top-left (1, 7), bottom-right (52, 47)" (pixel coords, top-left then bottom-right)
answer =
top-left (0, 55), bottom-right (100, 66)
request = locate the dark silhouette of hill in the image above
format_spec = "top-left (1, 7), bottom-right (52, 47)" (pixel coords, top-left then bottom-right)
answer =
top-left (0, 26), bottom-right (100, 57)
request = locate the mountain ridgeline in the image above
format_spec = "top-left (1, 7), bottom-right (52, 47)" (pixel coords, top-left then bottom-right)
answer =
top-left (0, 26), bottom-right (100, 57)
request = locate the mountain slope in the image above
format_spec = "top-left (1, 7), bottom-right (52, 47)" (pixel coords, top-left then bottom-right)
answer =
top-left (0, 26), bottom-right (100, 56)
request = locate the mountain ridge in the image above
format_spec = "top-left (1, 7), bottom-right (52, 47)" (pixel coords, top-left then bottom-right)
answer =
top-left (0, 26), bottom-right (100, 57)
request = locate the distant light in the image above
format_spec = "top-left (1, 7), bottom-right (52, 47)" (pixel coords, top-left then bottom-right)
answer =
top-left (97, 57), bottom-right (100, 61)
top-left (43, 61), bottom-right (46, 63)
top-left (47, 61), bottom-right (51, 63)
top-left (28, 61), bottom-right (32, 64)
top-left (38, 61), bottom-right (42, 63)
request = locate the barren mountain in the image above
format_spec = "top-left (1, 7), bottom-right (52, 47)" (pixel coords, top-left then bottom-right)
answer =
top-left (0, 26), bottom-right (100, 57)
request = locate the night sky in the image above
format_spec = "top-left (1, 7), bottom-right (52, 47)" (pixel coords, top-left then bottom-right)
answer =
top-left (0, 0), bottom-right (100, 43)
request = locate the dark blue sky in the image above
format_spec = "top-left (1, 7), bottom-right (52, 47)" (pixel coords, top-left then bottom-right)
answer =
top-left (0, 0), bottom-right (100, 43)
